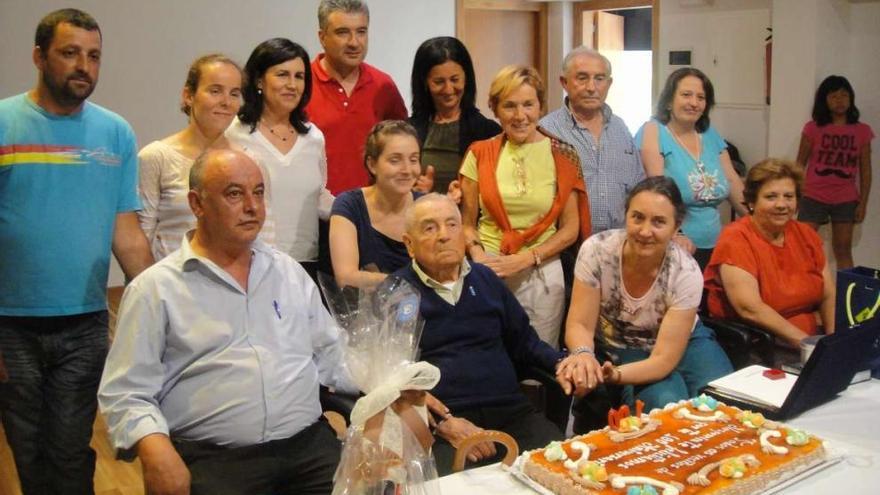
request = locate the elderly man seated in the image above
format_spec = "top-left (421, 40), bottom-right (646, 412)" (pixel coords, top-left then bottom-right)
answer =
top-left (98, 149), bottom-right (356, 495)
top-left (394, 193), bottom-right (581, 474)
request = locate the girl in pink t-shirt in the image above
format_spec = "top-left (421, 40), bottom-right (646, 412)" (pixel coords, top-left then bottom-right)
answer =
top-left (796, 75), bottom-right (874, 269)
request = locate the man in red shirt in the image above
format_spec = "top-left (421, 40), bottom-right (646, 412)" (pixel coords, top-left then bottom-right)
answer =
top-left (307, 0), bottom-right (408, 195)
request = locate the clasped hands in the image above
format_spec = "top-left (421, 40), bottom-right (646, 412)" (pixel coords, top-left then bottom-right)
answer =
top-left (555, 352), bottom-right (622, 396)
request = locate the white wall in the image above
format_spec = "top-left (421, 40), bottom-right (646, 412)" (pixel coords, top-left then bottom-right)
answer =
top-left (0, 0), bottom-right (455, 148)
top-left (545, 1), bottom-right (573, 111)
top-left (769, 0), bottom-right (880, 269)
top-left (658, 0), bottom-right (771, 168)
top-left (0, 0), bottom-right (455, 285)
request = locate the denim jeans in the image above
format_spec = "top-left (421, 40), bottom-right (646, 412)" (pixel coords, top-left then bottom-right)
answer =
top-left (610, 322), bottom-right (733, 411)
top-left (0, 311), bottom-right (109, 495)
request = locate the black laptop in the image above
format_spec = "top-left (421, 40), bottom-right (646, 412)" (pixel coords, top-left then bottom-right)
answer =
top-left (703, 321), bottom-right (880, 420)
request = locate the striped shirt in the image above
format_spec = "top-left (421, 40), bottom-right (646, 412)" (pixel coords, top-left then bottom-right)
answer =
top-left (540, 102), bottom-right (644, 233)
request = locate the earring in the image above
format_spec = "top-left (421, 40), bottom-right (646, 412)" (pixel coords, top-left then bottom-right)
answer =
top-left (257, 88), bottom-right (262, 95)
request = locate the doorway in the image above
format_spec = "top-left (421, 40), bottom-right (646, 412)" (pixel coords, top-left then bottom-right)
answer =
top-left (456, 0), bottom-right (548, 119)
top-left (573, 1), bottom-right (657, 134)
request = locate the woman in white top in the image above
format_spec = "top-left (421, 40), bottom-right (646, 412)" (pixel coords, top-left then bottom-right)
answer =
top-left (226, 38), bottom-right (333, 280)
top-left (138, 54), bottom-right (243, 259)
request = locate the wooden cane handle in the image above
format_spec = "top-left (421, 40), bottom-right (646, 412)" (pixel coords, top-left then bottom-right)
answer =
top-left (451, 430), bottom-right (519, 472)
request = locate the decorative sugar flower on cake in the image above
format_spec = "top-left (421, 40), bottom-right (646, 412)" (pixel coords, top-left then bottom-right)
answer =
top-left (738, 410), bottom-right (767, 429)
top-left (577, 461), bottom-right (607, 482)
top-left (690, 393), bottom-right (719, 412)
top-left (720, 457), bottom-right (749, 478)
top-left (542, 441), bottom-right (568, 462)
top-left (610, 474), bottom-right (684, 495)
top-left (672, 394), bottom-right (727, 422)
top-left (626, 484), bottom-right (659, 495)
top-left (785, 428), bottom-right (811, 446)
top-left (607, 400), bottom-right (661, 442)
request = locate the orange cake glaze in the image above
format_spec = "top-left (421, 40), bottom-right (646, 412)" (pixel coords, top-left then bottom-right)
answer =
top-left (523, 399), bottom-right (826, 495)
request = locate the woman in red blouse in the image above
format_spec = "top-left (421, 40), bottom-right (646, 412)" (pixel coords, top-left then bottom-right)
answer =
top-left (704, 158), bottom-right (835, 348)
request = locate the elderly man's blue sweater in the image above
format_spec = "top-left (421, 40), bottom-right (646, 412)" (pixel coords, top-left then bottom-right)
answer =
top-left (394, 262), bottom-right (564, 411)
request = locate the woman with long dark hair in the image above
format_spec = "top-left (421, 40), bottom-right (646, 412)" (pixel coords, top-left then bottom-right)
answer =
top-left (408, 36), bottom-right (500, 193)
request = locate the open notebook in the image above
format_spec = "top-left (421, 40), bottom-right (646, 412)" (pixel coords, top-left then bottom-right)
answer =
top-left (703, 322), bottom-right (880, 419)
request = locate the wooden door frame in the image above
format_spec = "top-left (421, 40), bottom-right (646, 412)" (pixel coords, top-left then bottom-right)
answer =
top-left (455, 0), bottom-right (549, 91)
top-left (572, 0), bottom-right (659, 101)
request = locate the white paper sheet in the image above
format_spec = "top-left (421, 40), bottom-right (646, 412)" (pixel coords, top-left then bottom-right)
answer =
top-left (707, 365), bottom-right (798, 408)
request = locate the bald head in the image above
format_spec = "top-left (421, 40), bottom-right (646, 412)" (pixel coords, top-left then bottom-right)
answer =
top-left (403, 193), bottom-right (466, 281)
top-left (187, 149), bottom-right (266, 252)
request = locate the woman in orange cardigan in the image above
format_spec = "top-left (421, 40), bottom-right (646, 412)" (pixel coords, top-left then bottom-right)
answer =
top-left (460, 65), bottom-right (590, 348)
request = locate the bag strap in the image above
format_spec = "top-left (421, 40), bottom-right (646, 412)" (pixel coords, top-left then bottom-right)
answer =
top-left (846, 282), bottom-right (880, 325)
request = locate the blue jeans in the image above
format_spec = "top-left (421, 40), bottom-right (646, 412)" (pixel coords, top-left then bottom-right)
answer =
top-left (610, 322), bottom-right (733, 411)
top-left (0, 312), bottom-right (109, 495)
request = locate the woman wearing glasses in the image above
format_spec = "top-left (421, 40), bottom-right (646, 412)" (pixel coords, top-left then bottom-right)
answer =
top-left (460, 65), bottom-right (591, 348)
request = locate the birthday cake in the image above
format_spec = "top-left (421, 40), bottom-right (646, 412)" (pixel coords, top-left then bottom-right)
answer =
top-left (522, 396), bottom-right (826, 495)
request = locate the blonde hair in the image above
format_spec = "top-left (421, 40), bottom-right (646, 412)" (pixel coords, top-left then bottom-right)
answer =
top-left (487, 65), bottom-right (545, 115)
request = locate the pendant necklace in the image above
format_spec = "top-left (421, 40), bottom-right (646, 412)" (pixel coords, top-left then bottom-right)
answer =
top-left (261, 120), bottom-right (295, 142)
top-left (669, 126), bottom-right (717, 203)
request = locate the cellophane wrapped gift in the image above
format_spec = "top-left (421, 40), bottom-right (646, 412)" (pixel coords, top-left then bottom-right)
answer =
top-left (319, 274), bottom-right (442, 495)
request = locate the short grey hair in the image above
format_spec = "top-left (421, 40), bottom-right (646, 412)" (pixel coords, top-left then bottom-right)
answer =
top-left (188, 151), bottom-right (211, 192)
top-left (318, 0), bottom-right (370, 31)
top-left (562, 46), bottom-right (612, 76)
top-left (404, 193), bottom-right (460, 233)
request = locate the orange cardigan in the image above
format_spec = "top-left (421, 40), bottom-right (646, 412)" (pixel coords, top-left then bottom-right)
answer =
top-left (465, 128), bottom-right (591, 255)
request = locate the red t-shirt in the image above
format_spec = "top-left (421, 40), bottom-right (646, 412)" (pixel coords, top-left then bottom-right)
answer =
top-left (305, 55), bottom-right (407, 195)
top-left (704, 216), bottom-right (826, 335)
top-left (801, 120), bottom-right (874, 204)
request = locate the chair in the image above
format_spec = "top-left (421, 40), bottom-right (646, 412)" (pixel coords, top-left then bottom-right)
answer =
top-left (698, 289), bottom-right (776, 370)
top-left (700, 315), bottom-right (775, 369)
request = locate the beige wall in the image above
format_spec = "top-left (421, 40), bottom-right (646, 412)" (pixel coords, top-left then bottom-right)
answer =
top-left (769, 0), bottom-right (880, 270)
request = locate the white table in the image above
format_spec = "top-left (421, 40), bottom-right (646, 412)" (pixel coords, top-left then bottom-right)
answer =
top-left (438, 379), bottom-right (880, 494)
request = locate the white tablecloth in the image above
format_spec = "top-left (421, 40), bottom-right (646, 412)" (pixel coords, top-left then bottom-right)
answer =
top-left (438, 379), bottom-right (880, 494)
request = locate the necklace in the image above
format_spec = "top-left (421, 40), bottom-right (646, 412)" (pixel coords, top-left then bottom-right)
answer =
top-left (260, 120), bottom-right (295, 142)
top-left (668, 126), bottom-right (719, 203)
top-left (509, 143), bottom-right (535, 197)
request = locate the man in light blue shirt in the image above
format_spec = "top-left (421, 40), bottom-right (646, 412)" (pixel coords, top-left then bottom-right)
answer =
top-left (99, 149), bottom-right (355, 495)
top-left (540, 47), bottom-right (644, 233)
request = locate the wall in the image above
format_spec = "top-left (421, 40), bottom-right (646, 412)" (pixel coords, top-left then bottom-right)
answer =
top-left (0, 0), bottom-right (455, 285)
top-left (0, 0), bottom-right (455, 148)
top-left (658, 0), bottom-right (771, 168)
top-left (769, 0), bottom-right (880, 269)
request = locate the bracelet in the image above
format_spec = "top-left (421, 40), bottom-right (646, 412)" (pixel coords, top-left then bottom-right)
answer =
top-left (531, 249), bottom-right (541, 267)
top-left (614, 366), bottom-right (623, 384)
top-left (571, 346), bottom-right (594, 356)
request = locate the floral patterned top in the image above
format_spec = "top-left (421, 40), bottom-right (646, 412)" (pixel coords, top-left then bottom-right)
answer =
top-left (574, 229), bottom-right (703, 350)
